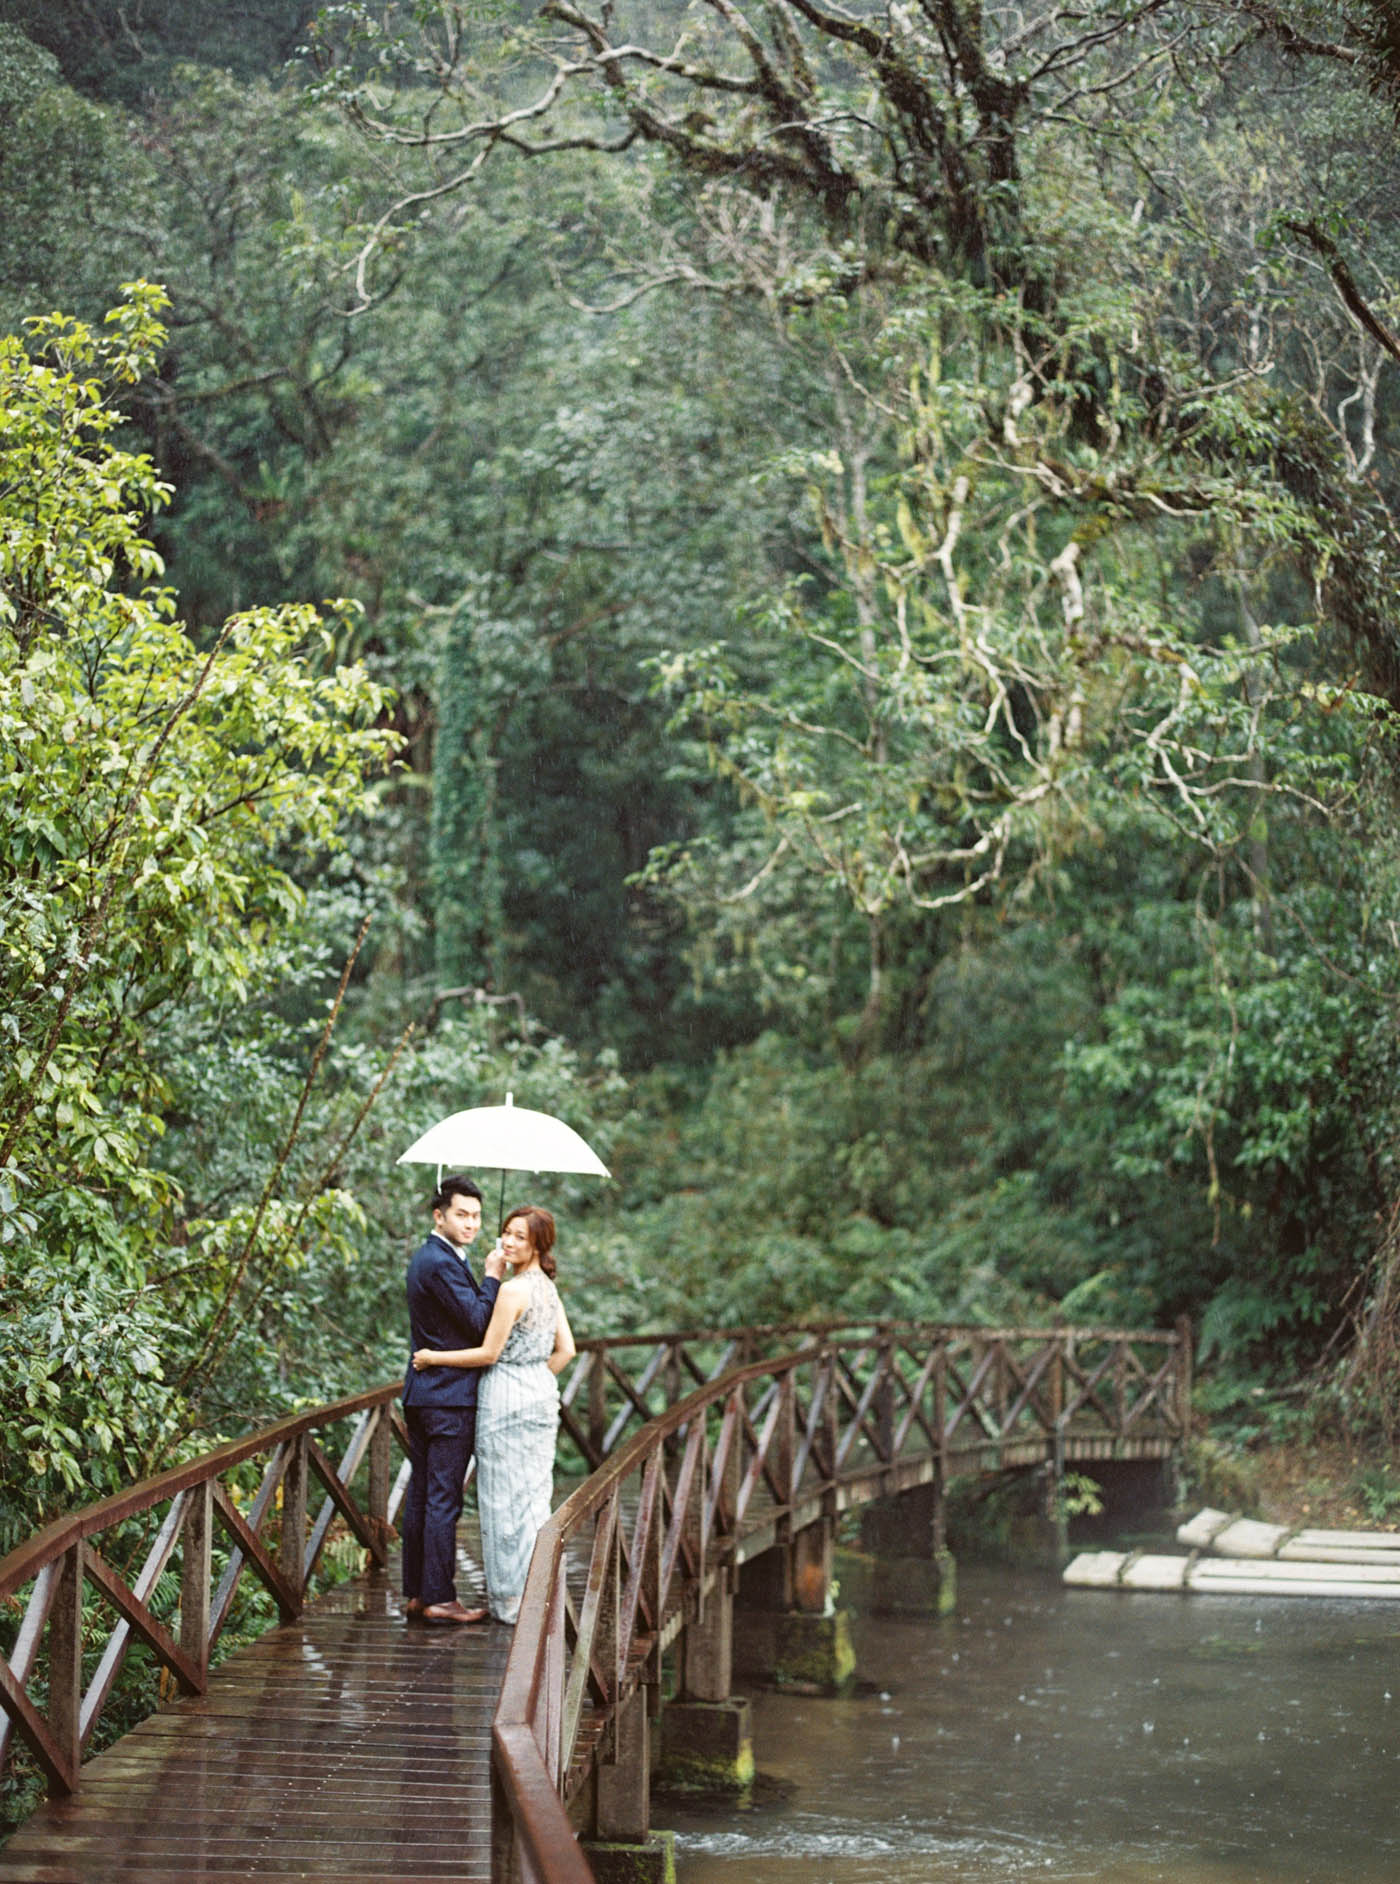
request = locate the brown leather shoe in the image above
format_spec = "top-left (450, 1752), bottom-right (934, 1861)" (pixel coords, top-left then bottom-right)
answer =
top-left (420, 1599), bottom-right (489, 1625)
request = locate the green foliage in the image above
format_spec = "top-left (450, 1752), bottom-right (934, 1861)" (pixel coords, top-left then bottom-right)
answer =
top-left (1060, 1473), bottom-right (1105, 1520)
top-left (3, 0), bottom-right (1400, 1586)
top-left (1353, 1463), bottom-right (1400, 1524)
top-left (0, 285), bottom-right (397, 1538)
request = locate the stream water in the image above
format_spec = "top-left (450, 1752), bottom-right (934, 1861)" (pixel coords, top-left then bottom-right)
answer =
top-left (661, 1562), bottom-right (1400, 1884)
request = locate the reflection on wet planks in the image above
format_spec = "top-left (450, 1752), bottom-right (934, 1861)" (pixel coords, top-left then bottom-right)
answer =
top-left (0, 1522), bottom-right (508, 1882)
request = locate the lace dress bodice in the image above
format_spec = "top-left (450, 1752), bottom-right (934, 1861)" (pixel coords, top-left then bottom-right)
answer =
top-left (497, 1265), bottom-right (560, 1367)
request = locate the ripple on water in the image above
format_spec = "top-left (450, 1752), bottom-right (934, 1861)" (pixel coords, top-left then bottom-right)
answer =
top-left (668, 1564), bottom-right (1400, 1884)
top-left (674, 1818), bottom-right (1067, 1872)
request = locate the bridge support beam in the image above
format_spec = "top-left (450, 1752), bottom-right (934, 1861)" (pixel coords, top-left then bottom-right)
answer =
top-left (658, 1575), bottom-right (755, 1793)
top-left (582, 1831), bottom-right (676, 1884)
top-left (855, 1482), bottom-right (957, 1616)
top-left (584, 1688), bottom-right (677, 1884)
top-left (1006, 1464), bottom-right (1068, 1570)
top-left (733, 1519), bottom-right (857, 1695)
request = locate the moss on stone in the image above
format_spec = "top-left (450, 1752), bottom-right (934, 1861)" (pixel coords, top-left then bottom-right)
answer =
top-left (583, 1830), bottom-right (677, 1884)
top-left (774, 1610), bottom-right (856, 1694)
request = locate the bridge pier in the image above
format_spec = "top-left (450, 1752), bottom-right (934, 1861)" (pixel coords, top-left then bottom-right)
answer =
top-left (657, 1572), bottom-right (755, 1793)
top-left (1005, 1465), bottom-right (1068, 1570)
top-left (583, 1687), bottom-right (678, 1884)
top-left (733, 1516), bottom-right (856, 1695)
top-left (849, 1481), bottom-right (958, 1616)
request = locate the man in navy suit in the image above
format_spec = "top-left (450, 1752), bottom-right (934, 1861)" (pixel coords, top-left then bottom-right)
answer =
top-left (401, 1174), bottom-right (505, 1624)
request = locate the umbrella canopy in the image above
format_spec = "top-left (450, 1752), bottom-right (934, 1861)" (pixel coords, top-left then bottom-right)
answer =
top-left (397, 1092), bottom-right (610, 1179)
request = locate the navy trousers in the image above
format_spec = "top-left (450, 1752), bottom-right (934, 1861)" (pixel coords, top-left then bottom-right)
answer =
top-left (401, 1403), bottom-right (476, 1607)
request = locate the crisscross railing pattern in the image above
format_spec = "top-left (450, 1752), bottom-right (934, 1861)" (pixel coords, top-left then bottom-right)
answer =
top-left (0, 1317), bottom-right (1186, 1851)
top-left (495, 1318), bottom-right (1189, 1883)
top-left (562, 1320), bottom-right (1187, 1480)
top-left (0, 1384), bottom-right (405, 1797)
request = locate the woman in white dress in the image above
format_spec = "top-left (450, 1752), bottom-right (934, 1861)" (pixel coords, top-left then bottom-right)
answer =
top-left (412, 1204), bottom-right (576, 1623)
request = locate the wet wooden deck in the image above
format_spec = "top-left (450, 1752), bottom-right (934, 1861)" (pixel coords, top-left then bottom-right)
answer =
top-left (0, 1529), bottom-right (508, 1882)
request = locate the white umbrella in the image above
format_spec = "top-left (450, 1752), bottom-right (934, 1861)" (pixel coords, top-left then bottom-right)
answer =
top-left (397, 1091), bottom-right (610, 1222)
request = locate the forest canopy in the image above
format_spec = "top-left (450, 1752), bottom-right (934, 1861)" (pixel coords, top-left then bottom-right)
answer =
top-left (4, 0), bottom-right (1400, 1568)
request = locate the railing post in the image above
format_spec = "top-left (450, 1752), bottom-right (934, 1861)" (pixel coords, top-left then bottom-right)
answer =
top-left (1174, 1315), bottom-right (1193, 1440)
top-left (775, 1368), bottom-right (796, 1568)
top-left (367, 1405), bottom-right (392, 1564)
top-left (1114, 1338), bottom-right (1128, 1438)
top-left (589, 1352), bottom-right (608, 1464)
top-left (490, 1745), bottom-right (523, 1884)
top-left (994, 1337), bottom-right (1008, 1453)
top-left (663, 1342), bottom-right (683, 1458)
top-left (641, 1473), bottom-right (663, 1708)
top-left (282, 1433), bottom-right (308, 1606)
top-left (820, 1347), bottom-right (838, 1485)
top-left (47, 1541), bottom-right (83, 1796)
top-left (595, 1511), bottom-right (621, 1760)
top-left (934, 1334), bottom-right (948, 1481)
top-left (543, 1566), bottom-right (567, 1787)
top-left (181, 1480), bottom-right (212, 1682)
top-left (715, 1386), bottom-right (742, 1556)
top-left (933, 1333), bottom-right (954, 1605)
top-left (876, 1334), bottom-right (895, 1467)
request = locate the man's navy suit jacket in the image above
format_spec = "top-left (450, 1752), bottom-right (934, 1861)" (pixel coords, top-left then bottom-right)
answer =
top-left (401, 1231), bottom-right (500, 1410)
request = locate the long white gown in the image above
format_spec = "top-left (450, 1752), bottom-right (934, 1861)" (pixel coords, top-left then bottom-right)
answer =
top-left (475, 1266), bottom-right (562, 1623)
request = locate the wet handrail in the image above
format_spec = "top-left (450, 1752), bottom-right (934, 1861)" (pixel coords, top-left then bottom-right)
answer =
top-left (491, 1319), bottom-right (1190, 1880)
top-left (0, 1382), bottom-right (404, 1793)
top-left (0, 1317), bottom-right (1188, 1845)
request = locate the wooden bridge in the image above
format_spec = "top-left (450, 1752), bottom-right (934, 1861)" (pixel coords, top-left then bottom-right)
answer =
top-left (0, 1318), bottom-right (1189, 1882)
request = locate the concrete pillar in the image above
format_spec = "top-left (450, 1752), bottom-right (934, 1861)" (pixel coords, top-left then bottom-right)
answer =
top-left (596, 1684), bottom-right (651, 1841)
top-left (584, 1832), bottom-right (676, 1884)
top-left (1006, 1464), bottom-right (1068, 1570)
top-left (731, 1524), bottom-right (857, 1696)
top-left (681, 1578), bottom-right (733, 1702)
top-left (657, 1696), bottom-right (754, 1794)
top-left (585, 1684), bottom-right (677, 1883)
top-left (792, 1515), bottom-right (833, 1613)
top-left (773, 1608), bottom-right (855, 1695)
top-left (856, 1481), bottom-right (957, 1615)
top-left (659, 1576), bottom-right (754, 1793)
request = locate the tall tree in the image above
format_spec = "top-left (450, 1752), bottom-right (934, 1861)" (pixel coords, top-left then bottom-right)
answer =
top-left (0, 285), bottom-right (397, 1535)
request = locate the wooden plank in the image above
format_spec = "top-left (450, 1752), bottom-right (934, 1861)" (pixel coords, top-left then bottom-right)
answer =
top-left (0, 1322), bottom-right (1190, 1884)
top-left (0, 1539), bottom-right (502, 1881)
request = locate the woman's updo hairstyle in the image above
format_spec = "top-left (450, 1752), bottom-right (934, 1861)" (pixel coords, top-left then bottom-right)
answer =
top-left (503, 1204), bottom-right (557, 1279)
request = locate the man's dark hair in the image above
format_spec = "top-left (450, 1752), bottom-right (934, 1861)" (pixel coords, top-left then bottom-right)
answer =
top-left (431, 1174), bottom-right (483, 1212)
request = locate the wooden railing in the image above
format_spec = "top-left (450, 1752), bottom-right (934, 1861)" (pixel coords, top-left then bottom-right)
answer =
top-left (0, 1383), bottom-right (406, 1797)
top-left (562, 1318), bottom-right (1189, 1474)
top-left (0, 1317), bottom-right (1187, 1842)
top-left (495, 1318), bottom-right (1189, 1881)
